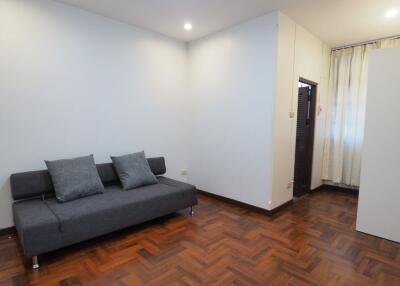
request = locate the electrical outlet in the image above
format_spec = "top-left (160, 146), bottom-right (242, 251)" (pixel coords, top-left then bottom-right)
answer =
top-left (181, 170), bottom-right (188, 176)
top-left (289, 112), bottom-right (295, 118)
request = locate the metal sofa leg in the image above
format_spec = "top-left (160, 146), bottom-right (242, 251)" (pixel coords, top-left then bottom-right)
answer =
top-left (190, 206), bottom-right (195, 216)
top-left (32, 256), bottom-right (39, 270)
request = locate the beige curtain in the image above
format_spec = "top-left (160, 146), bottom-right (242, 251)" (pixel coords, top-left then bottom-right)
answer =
top-left (380, 38), bottom-right (400, 48)
top-left (322, 38), bottom-right (400, 187)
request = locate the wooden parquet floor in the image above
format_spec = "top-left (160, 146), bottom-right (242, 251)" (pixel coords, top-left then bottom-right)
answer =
top-left (0, 190), bottom-right (399, 286)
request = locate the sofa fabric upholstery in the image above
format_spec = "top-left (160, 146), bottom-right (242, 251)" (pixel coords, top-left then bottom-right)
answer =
top-left (111, 151), bottom-right (158, 190)
top-left (10, 157), bottom-right (197, 258)
top-left (45, 155), bottom-right (104, 202)
top-left (10, 157), bottom-right (166, 200)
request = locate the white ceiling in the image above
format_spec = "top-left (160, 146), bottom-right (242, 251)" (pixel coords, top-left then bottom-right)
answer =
top-left (56, 0), bottom-right (400, 48)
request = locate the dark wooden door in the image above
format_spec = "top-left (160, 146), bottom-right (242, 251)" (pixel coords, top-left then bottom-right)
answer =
top-left (294, 84), bottom-right (316, 197)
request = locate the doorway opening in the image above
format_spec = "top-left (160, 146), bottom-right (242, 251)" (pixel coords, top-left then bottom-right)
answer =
top-left (293, 79), bottom-right (317, 197)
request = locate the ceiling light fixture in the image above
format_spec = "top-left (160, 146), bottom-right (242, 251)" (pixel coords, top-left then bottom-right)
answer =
top-left (184, 23), bottom-right (193, 31)
top-left (385, 9), bottom-right (398, 18)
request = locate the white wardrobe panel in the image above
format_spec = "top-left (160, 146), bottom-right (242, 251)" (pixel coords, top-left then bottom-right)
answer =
top-left (356, 46), bottom-right (400, 243)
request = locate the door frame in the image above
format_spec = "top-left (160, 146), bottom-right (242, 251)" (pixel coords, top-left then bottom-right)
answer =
top-left (293, 78), bottom-right (317, 197)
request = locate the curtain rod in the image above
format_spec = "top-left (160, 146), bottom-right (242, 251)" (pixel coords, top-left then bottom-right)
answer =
top-left (332, 34), bottom-right (400, 51)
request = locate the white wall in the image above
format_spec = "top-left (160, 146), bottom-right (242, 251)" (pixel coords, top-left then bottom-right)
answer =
top-left (0, 2), bottom-right (332, 229)
top-left (356, 46), bottom-right (400, 243)
top-left (291, 25), bottom-right (331, 191)
top-left (187, 12), bottom-right (331, 210)
top-left (187, 13), bottom-right (278, 209)
top-left (271, 13), bottom-right (330, 208)
top-left (0, 0), bottom-right (189, 229)
top-left (270, 13), bottom-right (296, 208)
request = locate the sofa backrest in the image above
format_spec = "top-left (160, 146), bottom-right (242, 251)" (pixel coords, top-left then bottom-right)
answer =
top-left (10, 157), bottom-right (166, 201)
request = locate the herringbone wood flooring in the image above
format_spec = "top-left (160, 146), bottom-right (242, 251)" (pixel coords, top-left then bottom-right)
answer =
top-left (0, 190), bottom-right (399, 286)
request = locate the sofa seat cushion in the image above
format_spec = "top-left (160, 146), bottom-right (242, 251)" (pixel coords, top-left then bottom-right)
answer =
top-left (45, 183), bottom-right (186, 235)
top-left (13, 180), bottom-right (197, 257)
top-left (157, 177), bottom-right (197, 201)
top-left (13, 200), bottom-right (62, 256)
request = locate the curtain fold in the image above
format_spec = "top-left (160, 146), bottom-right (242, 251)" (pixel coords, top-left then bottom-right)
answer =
top-left (322, 38), bottom-right (400, 187)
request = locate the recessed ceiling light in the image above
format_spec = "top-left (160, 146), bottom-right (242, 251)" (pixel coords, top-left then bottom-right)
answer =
top-left (184, 23), bottom-right (193, 31)
top-left (385, 9), bottom-right (398, 18)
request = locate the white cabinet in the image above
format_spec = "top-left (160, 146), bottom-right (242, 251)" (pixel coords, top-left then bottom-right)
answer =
top-left (356, 46), bottom-right (400, 243)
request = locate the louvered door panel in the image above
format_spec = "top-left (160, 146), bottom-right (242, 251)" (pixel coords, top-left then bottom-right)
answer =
top-left (294, 86), bottom-right (314, 197)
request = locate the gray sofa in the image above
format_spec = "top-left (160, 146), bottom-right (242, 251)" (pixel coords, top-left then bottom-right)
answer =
top-left (10, 157), bottom-right (197, 269)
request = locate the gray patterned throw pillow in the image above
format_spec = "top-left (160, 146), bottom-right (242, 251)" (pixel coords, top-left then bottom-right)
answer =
top-left (111, 151), bottom-right (158, 190)
top-left (45, 155), bottom-right (104, 202)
